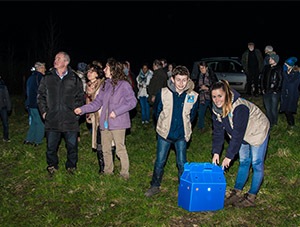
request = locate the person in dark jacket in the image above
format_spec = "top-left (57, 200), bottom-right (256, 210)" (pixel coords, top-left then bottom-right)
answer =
top-left (241, 42), bottom-right (264, 96)
top-left (24, 62), bottom-right (46, 146)
top-left (147, 59), bottom-right (168, 127)
top-left (0, 76), bottom-right (11, 142)
top-left (211, 80), bottom-right (270, 207)
top-left (147, 59), bottom-right (168, 106)
top-left (279, 57), bottom-right (300, 130)
top-left (259, 54), bottom-right (282, 128)
top-left (37, 51), bottom-right (85, 176)
top-left (194, 61), bottom-right (218, 131)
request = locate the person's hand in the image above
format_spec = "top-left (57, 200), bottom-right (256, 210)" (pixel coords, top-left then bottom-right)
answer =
top-left (200, 85), bottom-right (208, 91)
top-left (212, 153), bottom-right (220, 165)
top-left (109, 111), bottom-right (116, 119)
top-left (151, 96), bottom-right (155, 103)
top-left (222, 157), bottom-right (232, 169)
top-left (74, 108), bottom-right (82, 115)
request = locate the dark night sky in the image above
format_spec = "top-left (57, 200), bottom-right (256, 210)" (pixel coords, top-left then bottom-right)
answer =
top-left (1, 1), bottom-right (299, 74)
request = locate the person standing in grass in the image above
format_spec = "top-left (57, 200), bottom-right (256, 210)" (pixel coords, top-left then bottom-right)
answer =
top-left (279, 57), bottom-right (300, 130)
top-left (259, 53), bottom-right (282, 128)
top-left (85, 63), bottom-right (106, 174)
top-left (211, 79), bottom-right (270, 207)
top-left (24, 62), bottom-right (46, 146)
top-left (194, 61), bottom-right (218, 132)
top-left (136, 63), bottom-right (153, 124)
top-left (145, 65), bottom-right (199, 197)
top-left (74, 58), bottom-right (137, 180)
top-left (37, 51), bottom-right (85, 176)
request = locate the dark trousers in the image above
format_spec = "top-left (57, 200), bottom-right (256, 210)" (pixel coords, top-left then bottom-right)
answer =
top-left (46, 131), bottom-right (78, 170)
top-left (284, 111), bottom-right (295, 126)
top-left (247, 70), bottom-right (260, 95)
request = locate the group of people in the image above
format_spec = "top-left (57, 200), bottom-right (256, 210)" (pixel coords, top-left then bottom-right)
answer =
top-left (1, 46), bottom-right (299, 210)
top-left (242, 42), bottom-right (300, 129)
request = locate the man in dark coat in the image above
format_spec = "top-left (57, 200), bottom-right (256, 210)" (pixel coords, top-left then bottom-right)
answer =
top-left (37, 51), bottom-right (85, 176)
top-left (241, 42), bottom-right (264, 96)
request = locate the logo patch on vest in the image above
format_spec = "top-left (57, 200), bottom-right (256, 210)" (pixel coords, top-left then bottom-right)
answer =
top-left (187, 95), bottom-right (195, 103)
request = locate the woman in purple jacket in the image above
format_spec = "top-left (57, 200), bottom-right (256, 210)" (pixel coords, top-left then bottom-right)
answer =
top-left (74, 58), bottom-right (137, 180)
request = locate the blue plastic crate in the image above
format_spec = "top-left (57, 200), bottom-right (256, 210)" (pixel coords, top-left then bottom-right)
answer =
top-left (178, 162), bottom-right (226, 212)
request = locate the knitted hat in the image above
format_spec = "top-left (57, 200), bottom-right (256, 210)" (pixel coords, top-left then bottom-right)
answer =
top-left (269, 54), bottom-right (279, 64)
top-left (285, 57), bottom-right (298, 67)
top-left (77, 62), bottom-right (87, 73)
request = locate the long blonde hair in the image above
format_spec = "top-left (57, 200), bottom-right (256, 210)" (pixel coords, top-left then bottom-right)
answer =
top-left (211, 79), bottom-right (233, 117)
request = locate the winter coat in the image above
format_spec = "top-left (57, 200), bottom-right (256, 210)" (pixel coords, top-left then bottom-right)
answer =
top-left (259, 64), bottom-right (282, 94)
top-left (85, 78), bottom-right (105, 149)
top-left (136, 69), bottom-right (153, 98)
top-left (25, 71), bottom-right (43, 108)
top-left (280, 68), bottom-right (300, 113)
top-left (241, 49), bottom-right (264, 74)
top-left (37, 67), bottom-right (85, 132)
top-left (79, 78), bottom-right (137, 130)
top-left (0, 79), bottom-right (11, 111)
top-left (147, 68), bottom-right (168, 104)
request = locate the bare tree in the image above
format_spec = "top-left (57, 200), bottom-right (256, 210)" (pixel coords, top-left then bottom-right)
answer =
top-left (43, 13), bottom-right (62, 67)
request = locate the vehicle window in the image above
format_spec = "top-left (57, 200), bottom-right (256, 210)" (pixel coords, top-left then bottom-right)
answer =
top-left (234, 62), bottom-right (243, 72)
top-left (216, 61), bottom-right (230, 72)
top-left (208, 62), bottom-right (216, 71)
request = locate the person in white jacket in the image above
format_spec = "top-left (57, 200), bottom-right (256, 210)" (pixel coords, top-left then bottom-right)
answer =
top-left (136, 63), bottom-right (153, 124)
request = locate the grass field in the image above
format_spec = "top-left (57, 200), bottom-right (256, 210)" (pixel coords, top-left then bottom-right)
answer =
top-left (0, 95), bottom-right (299, 226)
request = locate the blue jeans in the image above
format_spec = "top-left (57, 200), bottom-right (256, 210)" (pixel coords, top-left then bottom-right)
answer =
top-left (25, 108), bottom-right (45, 144)
top-left (0, 107), bottom-right (9, 140)
top-left (234, 134), bottom-right (269, 195)
top-left (46, 131), bottom-right (78, 170)
top-left (139, 96), bottom-right (150, 122)
top-left (263, 92), bottom-right (280, 127)
top-left (150, 135), bottom-right (187, 187)
top-left (198, 99), bottom-right (212, 129)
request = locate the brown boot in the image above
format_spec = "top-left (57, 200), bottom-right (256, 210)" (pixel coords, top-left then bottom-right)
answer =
top-left (224, 188), bottom-right (242, 206)
top-left (234, 193), bottom-right (256, 208)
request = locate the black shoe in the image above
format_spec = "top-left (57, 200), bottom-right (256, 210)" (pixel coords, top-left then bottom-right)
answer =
top-left (145, 186), bottom-right (160, 197)
top-left (24, 140), bottom-right (33, 145)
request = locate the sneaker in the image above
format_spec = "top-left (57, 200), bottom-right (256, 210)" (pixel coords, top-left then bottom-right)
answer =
top-left (3, 138), bottom-right (11, 142)
top-left (224, 188), bottom-right (242, 206)
top-left (145, 121), bottom-right (149, 124)
top-left (145, 186), bottom-right (160, 197)
top-left (142, 121), bottom-right (145, 124)
top-left (47, 166), bottom-right (57, 177)
top-left (67, 167), bottom-right (76, 175)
